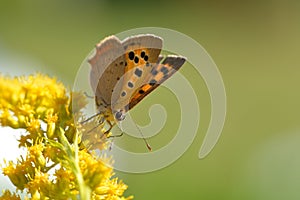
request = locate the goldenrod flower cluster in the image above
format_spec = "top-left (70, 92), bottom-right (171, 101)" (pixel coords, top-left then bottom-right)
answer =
top-left (0, 74), bottom-right (133, 200)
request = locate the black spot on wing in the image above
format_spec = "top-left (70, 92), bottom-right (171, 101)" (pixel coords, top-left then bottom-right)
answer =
top-left (134, 56), bottom-right (139, 63)
top-left (128, 51), bottom-right (134, 60)
top-left (151, 68), bottom-right (158, 75)
top-left (144, 55), bottom-right (148, 61)
top-left (149, 79), bottom-right (157, 86)
top-left (134, 68), bottom-right (143, 77)
top-left (160, 66), bottom-right (169, 75)
top-left (128, 81), bottom-right (134, 88)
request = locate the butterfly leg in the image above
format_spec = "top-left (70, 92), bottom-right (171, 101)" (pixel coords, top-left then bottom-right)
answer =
top-left (104, 120), bottom-right (115, 135)
top-left (107, 132), bottom-right (124, 138)
top-left (86, 122), bottom-right (102, 134)
top-left (83, 91), bottom-right (94, 99)
top-left (104, 121), bottom-right (124, 139)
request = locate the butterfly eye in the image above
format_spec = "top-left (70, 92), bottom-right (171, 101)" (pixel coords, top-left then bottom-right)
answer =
top-left (115, 110), bottom-right (125, 121)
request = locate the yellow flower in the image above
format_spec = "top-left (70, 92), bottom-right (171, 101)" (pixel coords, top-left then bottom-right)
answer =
top-left (25, 169), bottom-right (52, 199)
top-left (44, 109), bottom-right (58, 138)
top-left (0, 74), bottom-right (132, 200)
top-left (27, 143), bottom-right (46, 167)
top-left (78, 150), bottom-right (113, 189)
top-left (94, 178), bottom-right (134, 200)
top-left (0, 190), bottom-right (21, 200)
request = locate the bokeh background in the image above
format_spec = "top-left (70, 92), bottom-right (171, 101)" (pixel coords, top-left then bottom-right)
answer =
top-left (1, 0), bottom-right (300, 199)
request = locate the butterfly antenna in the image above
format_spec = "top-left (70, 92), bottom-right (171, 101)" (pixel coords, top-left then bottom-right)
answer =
top-left (133, 122), bottom-right (152, 151)
top-left (86, 122), bottom-right (102, 133)
top-left (83, 91), bottom-right (94, 99)
top-left (80, 112), bottom-right (103, 124)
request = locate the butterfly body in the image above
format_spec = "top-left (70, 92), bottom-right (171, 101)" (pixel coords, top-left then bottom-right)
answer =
top-left (88, 34), bottom-right (186, 127)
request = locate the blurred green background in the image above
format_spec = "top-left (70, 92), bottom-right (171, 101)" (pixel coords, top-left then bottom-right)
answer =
top-left (1, 0), bottom-right (300, 199)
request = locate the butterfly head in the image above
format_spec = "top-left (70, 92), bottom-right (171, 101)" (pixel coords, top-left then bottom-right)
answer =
top-left (114, 109), bottom-right (126, 121)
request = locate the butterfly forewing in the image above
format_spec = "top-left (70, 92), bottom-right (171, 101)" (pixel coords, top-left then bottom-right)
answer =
top-left (111, 35), bottom-right (163, 113)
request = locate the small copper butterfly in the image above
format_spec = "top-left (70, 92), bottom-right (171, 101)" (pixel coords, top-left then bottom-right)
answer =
top-left (88, 34), bottom-right (186, 134)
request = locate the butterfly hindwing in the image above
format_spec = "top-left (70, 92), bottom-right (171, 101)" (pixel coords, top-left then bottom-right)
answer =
top-left (128, 55), bottom-right (186, 110)
top-left (88, 36), bottom-right (127, 118)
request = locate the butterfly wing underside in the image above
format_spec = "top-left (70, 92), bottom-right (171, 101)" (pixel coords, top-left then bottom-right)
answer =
top-left (111, 34), bottom-right (163, 113)
top-left (111, 34), bottom-right (186, 114)
top-left (128, 55), bottom-right (186, 109)
top-left (89, 34), bottom-right (186, 122)
top-left (88, 36), bottom-right (126, 117)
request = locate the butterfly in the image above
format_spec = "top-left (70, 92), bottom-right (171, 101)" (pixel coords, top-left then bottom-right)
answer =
top-left (88, 34), bottom-right (186, 136)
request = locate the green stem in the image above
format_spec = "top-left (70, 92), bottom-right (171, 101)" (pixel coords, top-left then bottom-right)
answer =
top-left (73, 130), bottom-right (91, 200)
top-left (58, 128), bottom-right (91, 200)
